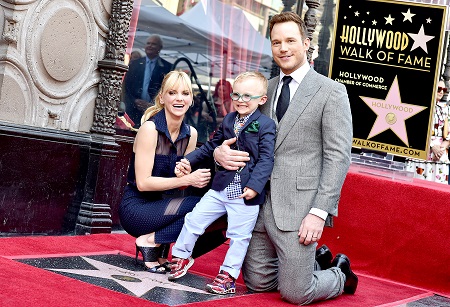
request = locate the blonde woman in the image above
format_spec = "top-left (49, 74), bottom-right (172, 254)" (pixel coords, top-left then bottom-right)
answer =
top-left (119, 71), bottom-right (226, 273)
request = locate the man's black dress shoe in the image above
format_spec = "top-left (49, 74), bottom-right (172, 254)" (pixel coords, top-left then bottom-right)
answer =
top-left (315, 245), bottom-right (333, 270)
top-left (331, 253), bottom-right (358, 294)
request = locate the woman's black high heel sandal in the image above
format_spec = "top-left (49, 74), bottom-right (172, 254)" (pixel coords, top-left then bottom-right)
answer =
top-left (135, 244), bottom-right (159, 266)
top-left (148, 243), bottom-right (171, 274)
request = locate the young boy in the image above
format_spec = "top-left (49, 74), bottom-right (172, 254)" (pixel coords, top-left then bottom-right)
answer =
top-left (168, 71), bottom-right (276, 294)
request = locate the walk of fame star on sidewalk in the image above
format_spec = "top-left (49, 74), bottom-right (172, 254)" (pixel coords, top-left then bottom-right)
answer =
top-left (15, 253), bottom-right (247, 305)
top-left (48, 256), bottom-right (210, 297)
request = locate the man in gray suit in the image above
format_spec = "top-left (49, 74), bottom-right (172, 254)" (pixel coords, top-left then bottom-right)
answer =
top-left (214, 12), bottom-right (356, 305)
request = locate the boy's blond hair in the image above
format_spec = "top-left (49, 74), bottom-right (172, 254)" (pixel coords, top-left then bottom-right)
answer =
top-left (233, 71), bottom-right (268, 95)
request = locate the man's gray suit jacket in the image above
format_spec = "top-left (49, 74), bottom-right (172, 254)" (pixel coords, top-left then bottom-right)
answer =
top-left (260, 68), bottom-right (353, 231)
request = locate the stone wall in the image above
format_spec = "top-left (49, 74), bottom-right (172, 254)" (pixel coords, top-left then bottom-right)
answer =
top-left (0, 0), bottom-right (112, 132)
top-left (0, 0), bottom-right (135, 235)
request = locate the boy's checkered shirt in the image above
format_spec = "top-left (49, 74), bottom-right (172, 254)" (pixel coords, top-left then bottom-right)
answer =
top-left (225, 112), bottom-right (254, 199)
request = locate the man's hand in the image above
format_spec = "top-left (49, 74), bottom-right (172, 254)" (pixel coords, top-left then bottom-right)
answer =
top-left (240, 187), bottom-right (257, 200)
top-left (214, 138), bottom-right (249, 171)
top-left (135, 99), bottom-right (149, 112)
top-left (298, 214), bottom-right (325, 245)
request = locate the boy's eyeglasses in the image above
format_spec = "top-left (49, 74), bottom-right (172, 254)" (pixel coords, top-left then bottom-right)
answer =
top-left (230, 92), bottom-right (263, 102)
top-left (438, 86), bottom-right (448, 93)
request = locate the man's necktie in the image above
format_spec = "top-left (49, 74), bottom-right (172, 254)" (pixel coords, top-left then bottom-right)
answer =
top-left (141, 60), bottom-right (155, 101)
top-left (276, 75), bottom-right (293, 121)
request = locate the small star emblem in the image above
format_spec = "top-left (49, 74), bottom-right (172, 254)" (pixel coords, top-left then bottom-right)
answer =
top-left (408, 24), bottom-right (434, 53)
top-left (385, 15), bottom-right (395, 25)
top-left (402, 8), bottom-right (416, 22)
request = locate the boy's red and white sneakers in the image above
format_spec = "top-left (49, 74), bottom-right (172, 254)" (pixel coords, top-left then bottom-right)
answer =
top-left (205, 270), bottom-right (236, 295)
top-left (167, 257), bottom-right (194, 281)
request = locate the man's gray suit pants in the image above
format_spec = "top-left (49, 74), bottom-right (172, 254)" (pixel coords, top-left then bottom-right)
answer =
top-left (242, 193), bottom-right (345, 305)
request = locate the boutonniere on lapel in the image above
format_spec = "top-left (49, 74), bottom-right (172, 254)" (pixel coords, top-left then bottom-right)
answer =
top-left (245, 120), bottom-right (260, 133)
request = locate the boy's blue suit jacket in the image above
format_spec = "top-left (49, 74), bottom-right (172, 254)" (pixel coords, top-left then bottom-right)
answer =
top-left (185, 108), bottom-right (276, 206)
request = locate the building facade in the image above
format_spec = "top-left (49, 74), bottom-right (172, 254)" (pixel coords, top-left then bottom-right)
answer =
top-left (0, 0), bottom-right (133, 235)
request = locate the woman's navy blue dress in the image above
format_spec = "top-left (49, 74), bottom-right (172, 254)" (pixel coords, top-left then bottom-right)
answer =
top-left (119, 110), bottom-right (201, 243)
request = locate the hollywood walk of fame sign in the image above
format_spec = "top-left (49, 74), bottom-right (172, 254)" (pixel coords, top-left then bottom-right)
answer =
top-left (329, 0), bottom-right (447, 159)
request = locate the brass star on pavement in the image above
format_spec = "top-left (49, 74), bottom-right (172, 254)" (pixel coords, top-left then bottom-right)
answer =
top-left (47, 257), bottom-right (210, 297)
top-left (408, 24), bottom-right (434, 53)
top-left (359, 76), bottom-right (427, 146)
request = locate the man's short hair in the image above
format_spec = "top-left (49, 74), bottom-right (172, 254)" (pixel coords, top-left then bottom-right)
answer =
top-left (147, 35), bottom-right (163, 49)
top-left (269, 12), bottom-right (307, 40)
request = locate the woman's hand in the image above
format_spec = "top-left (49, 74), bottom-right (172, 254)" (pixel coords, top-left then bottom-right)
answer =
top-left (188, 168), bottom-right (211, 188)
top-left (175, 159), bottom-right (191, 177)
top-left (432, 144), bottom-right (445, 161)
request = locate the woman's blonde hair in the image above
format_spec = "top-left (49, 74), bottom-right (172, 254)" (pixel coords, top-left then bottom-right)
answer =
top-left (141, 70), bottom-right (193, 124)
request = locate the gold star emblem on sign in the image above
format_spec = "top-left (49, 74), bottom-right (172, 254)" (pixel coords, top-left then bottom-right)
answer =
top-left (359, 76), bottom-right (427, 146)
